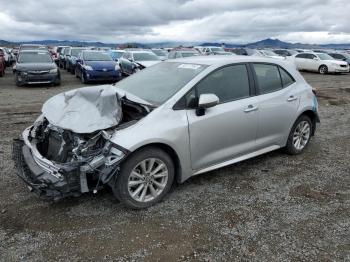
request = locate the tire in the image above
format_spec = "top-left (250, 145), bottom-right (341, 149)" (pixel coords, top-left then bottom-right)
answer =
top-left (318, 65), bottom-right (328, 74)
top-left (110, 147), bottom-right (175, 209)
top-left (0, 69), bottom-right (4, 77)
top-left (81, 72), bottom-right (88, 84)
top-left (285, 115), bottom-right (312, 155)
top-left (75, 68), bottom-right (79, 78)
top-left (15, 74), bottom-right (22, 87)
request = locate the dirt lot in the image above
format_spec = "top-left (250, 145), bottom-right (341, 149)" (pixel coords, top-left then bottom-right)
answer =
top-left (0, 68), bottom-right (349, 261)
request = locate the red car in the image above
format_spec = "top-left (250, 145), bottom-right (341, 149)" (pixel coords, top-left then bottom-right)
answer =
top-left (0, 50), bottom-right (5, 77)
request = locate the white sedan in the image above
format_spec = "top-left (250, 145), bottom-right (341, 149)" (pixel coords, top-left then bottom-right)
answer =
top-left (289, 52), bottom-right (349, 74)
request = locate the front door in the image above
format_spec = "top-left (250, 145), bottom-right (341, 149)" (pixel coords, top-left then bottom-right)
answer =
top-left (186, 64), bottom-right (258, 171)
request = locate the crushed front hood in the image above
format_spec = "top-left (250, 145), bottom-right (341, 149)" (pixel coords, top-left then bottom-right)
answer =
top-left (42, 85), bottom-right (123, 134)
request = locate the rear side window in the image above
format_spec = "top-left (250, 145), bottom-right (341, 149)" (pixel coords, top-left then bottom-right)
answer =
top-left (279, 67), bottom-right (295, 87)
top-left (196, 64), bottom-right (250, 103)
top-left (253, 64), bottom-right (282, 94)
top-left (296, 54), bottom-right (307, 58)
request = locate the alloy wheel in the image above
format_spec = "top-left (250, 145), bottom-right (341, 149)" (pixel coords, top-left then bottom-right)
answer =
top-left (293, 120), bottom-right (311, 150)
top-left (128, 158), bottom-right (169, 202)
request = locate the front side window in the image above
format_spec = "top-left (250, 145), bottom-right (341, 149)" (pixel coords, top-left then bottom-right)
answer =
top-left (196, 64), bottom-right (250, 103)
top-left (253, 64), bottom-right (282, 94)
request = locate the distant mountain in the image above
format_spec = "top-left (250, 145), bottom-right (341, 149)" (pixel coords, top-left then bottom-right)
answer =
top-left (1, 38), bottom-right (350, 49)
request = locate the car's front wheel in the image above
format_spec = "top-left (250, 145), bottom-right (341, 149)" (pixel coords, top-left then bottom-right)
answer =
top-left (318, 65), bottom-right (328, 74)
top-left (285, 115), bottom-right (312, 155)
top-left (111, 147), bottom-right (175, 209)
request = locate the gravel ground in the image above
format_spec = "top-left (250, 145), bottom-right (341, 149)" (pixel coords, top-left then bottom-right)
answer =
top-left (0, 68), bottom-right (349, 261)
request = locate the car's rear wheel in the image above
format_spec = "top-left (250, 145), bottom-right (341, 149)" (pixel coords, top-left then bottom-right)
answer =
top-left (285, 115), bottom-right (312, 155)
top-left (318, 65), bottom-right (328, 74)
top-left (111, 147), bottom-right (175, 209)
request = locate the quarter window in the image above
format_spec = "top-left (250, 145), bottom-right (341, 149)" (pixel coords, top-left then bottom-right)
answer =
top-left (279, 67), bottom-right (295, 87)
top-left (253, 64), bottom-right (282, 94)
top-left (196, 64), bottom-right (250, 103)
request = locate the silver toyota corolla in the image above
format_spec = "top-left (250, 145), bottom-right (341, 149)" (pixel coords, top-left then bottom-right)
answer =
top-left (13, 56), bottom-right (319, 209)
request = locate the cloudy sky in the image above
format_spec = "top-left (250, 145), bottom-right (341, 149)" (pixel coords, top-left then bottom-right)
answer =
top-left (1, 0), bottom-right (350, 44)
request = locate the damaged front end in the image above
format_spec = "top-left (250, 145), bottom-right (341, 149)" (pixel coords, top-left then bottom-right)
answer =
top-left (12, 85), bottom-right (151, 201)
top-left (13, 118), bottom-right (127, 201)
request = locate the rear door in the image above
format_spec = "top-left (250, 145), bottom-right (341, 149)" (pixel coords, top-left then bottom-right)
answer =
top-left (294, 53), bottom-right (308, 69)
top-left (186, 64), bottom-right (258, 170)
top-left (252, 63), bottom-right (299, 149)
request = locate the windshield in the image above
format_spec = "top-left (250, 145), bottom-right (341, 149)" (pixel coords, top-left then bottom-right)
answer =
top-left (115, 62), bottom-right (207, 105)
top-left (181, 52), bottom-right (199, 57)
top-left (211, 47), bottom-right (224, 51)
top-left (133, 52), bottom-right (160, 61)
top-left (18, 52), bottom-right (52, 63)
top-left (317, 53), bottom-right (334, 60)
top-left (83, 52), bottom-right (112, 61)
top-left (71, 48), bottom-right (85, 57)
top-left (152, 50), bottom-right (167, 56)
top-left (110, 51), bottom-right (124, 59)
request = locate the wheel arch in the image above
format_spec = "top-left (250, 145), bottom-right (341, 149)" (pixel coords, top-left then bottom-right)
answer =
top-left (298, 109), bottom-right (318, 135)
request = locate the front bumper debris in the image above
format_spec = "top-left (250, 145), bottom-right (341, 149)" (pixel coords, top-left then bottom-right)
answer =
top-left (12, 139), bottom-right (81, 201)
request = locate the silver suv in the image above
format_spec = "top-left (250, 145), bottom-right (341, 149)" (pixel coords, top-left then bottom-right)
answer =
top-left (13, 56), bottom-right (319, 209)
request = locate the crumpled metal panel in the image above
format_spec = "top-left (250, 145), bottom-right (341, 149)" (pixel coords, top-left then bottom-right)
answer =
top-left (42, 85), bottom-right (122, 133)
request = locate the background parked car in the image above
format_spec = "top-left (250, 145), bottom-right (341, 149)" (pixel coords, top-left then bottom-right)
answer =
top-left (66, 47), bottom-right (86, 73)
top-left (75, 50), bottom-right (121, 83)
top-left (0, 51), bottom-right (5, 77)
top-left (290, 52), bottom-right (349, 74)
top-left (19, 44), bottom-right (48, 52)
top-left (255, 49), bottom-right (285, 60)
top-left (151, 49), bottom-right (168, 60)
top-left (328, 52), bottom-right (350, 65)
top-left (199, 46), bottom-right (233, 55)
top-left (273, 49), bottom-right (299, 57)
top-left (13, 50), bottom-right (60, 86)
top-left (108, 49), bottom-right (125, 62)
top-left (119, 50), bottom-right (160, 76)
top-left (58, 47), bottom-right (71, 69)
top-left (167, 48), bottom-right (200, 59)
top-left (0, 47), bottom-right (11, 66)
top-left (229, 48), bottom-right (257, 56)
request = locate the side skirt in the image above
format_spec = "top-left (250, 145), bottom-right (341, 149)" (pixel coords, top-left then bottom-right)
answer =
top-left (193, 145), bottom-right (281, 176)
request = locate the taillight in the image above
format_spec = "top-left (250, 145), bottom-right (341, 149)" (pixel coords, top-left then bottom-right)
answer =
top-left (312, 88), bottom-right (317, 95)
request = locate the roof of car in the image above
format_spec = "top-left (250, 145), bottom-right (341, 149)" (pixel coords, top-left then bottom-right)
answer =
top-left (165, 55), bottom-right (289, 66)
top-left (19, 50), bottom-right (49, 53)
top-left (128, 50), bottom-right (154, 53)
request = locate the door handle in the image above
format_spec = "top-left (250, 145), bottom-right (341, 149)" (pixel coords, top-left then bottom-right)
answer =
top-left (287, 95), bottom-right (298, 102)
top-left (244, 105), bottom-right (258, 113)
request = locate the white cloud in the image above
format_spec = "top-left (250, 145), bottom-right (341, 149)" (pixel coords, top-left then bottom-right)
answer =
top-left (0, 0), bottom-right (350, 44)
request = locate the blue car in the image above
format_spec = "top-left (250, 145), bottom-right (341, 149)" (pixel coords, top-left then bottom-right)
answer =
top-left (66, 47), bottom-right (86, 74)
top-left (75, 50), bottom-right (122, 84)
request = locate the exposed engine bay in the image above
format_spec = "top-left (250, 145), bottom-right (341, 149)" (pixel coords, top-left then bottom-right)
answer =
top-left (12, 86), bottom-right (152, 201)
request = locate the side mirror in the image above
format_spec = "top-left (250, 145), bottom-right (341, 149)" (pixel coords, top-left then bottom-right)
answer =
top-left (196, 94), bottom-right (219, 116)
top-left (313, 57), bottom-right (319, 60)
top-left (76, 59), bottom-right (82, 64)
